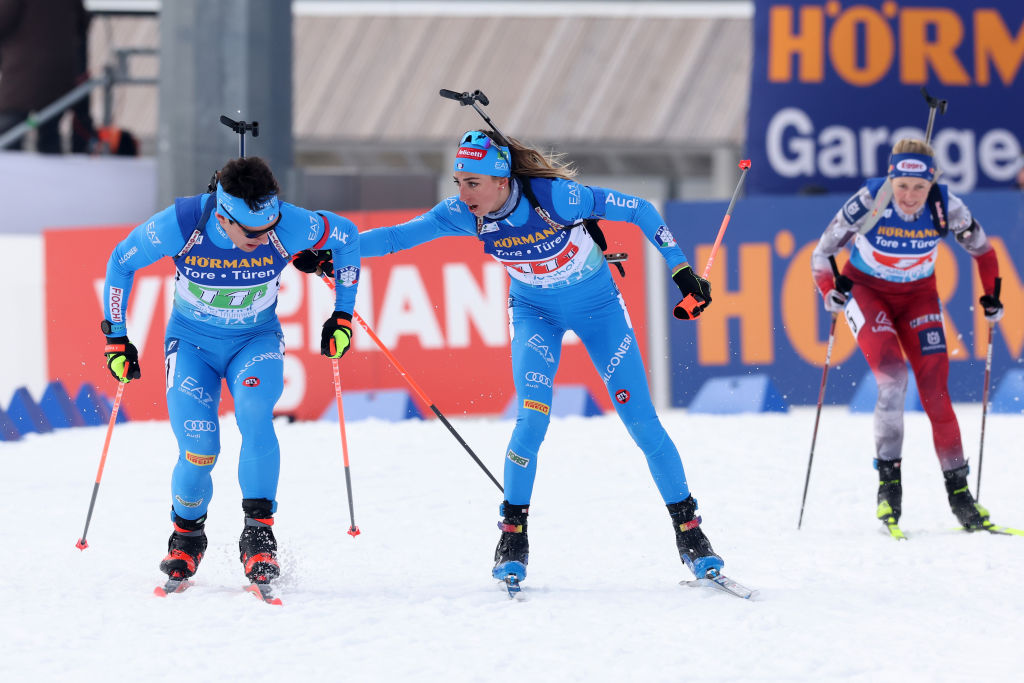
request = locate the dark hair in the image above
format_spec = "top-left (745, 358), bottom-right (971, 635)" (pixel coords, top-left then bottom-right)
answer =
top-left (218, 157), bottom-right (280, 210)
top-left (477, 130), bottom-right (577, 180)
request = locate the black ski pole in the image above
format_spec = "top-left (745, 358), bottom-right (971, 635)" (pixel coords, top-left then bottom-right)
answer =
top-left (976, 277), bottom-right (1000, 501)
top-left (798, 256), bottom-right (848, 530)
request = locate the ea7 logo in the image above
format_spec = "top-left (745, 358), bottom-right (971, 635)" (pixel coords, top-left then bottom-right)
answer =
top-left (615, 389), bottom-right (630, 404)
top-left (242, 377), bottom-right (260, 387)
top-left (145, 220), bottom-right (161, 245)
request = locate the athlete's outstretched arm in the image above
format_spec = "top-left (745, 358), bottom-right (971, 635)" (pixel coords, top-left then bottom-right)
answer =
top-left (551, 180), bottom-right (689, 272)
top-left (359, 199), bottom-right (476, 258)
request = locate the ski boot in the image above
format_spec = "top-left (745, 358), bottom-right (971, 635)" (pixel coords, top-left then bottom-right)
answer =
top-left (492, 501), bottom-right (529, 584)
top-left (159, 512), bottom-right (207, 580)
top-left (667, 495), bottom-right (724, 579)
top-left (239, 498), bottom-right (280, 584)
top-left (875, 459), bottom-right (902, 525)
top-left (943, 466), bottom-right (991, 531)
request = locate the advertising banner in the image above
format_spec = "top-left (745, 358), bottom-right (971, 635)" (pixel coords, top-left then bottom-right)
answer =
top-left (45, 213), bottom-right (650, 421)
top-left (746, 0), bottom-right (1024, 195)
top-left (665, 190), bottom-right (1024, 406)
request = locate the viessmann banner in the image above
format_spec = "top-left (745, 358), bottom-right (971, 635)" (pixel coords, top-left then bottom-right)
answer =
top-left (45, 213), bottom-right (650, 421)
top-left (746, 0), bottom-right (1024, 195)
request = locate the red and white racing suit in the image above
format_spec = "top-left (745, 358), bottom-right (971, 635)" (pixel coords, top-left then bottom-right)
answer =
top-left (811, 180), bottom-right (999, 471)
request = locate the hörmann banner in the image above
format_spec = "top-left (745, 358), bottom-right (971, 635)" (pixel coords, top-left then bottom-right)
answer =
top-left (746, 0), bottom-right (1024, 195)
top-left (665, 190), bottom-right (1023, 407)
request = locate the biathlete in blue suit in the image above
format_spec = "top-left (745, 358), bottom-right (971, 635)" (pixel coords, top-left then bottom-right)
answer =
top-left (101, 156), bottom-right (360, 588)
top-left (296, 130), bottom-right (726, 584)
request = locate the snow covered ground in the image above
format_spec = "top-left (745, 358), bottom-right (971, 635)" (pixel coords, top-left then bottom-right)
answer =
top-left (3, 405), bottom-right (1022, 682)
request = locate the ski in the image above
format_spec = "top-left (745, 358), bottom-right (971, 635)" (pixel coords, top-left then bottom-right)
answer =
top-left (502, 575), bottom-right (523, 599)
top-left (245, 582), bottom-right (283, 605)
top-left (153, 577), bottom-right (192, 597)
top-left (882, 520), bottom-right (907, 540)
top-left (961, 523), bottom-right (1024, 536)
top-left (680, 569), bottom-right (758, 600)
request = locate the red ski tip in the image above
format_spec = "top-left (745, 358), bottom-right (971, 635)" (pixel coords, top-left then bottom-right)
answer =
top-left (738, 159), bottom-right (752, 170)
top-left (75, 539), bottom-right (88, 550)
top-left (347, 526), bottom-right (361, 537)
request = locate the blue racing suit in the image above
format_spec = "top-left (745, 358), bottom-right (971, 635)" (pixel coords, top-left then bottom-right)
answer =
top-left (360, 176), bottom-right (693, 506)
top-left (102, 193), bottom-right (360, 520)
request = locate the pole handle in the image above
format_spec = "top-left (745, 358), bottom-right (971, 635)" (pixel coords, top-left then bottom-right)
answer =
top-left (674, 161), bottom-right (750, 319)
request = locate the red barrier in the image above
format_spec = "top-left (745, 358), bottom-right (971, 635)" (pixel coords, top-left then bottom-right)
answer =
top-left (45, 214), bottom-right (649, 420)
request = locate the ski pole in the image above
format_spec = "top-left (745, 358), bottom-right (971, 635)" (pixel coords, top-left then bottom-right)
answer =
top-left (675, 160), bottom-right (752, 319)
top-left (798, 256), bottom-right (846, 530)
top-left (331, 357), bottom-right (360, 537)
top-left (314, 273), bottom-right (503, 493)
top-left (76, 380), bottom-right (127, 549)
top-left (975, 277), bottom-right (1000, 501)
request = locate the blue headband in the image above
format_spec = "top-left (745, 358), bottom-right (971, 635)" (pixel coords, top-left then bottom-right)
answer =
top-left (453, 130), bottom-right (511, 178)
top-left (216, 182), bottom-right (280, 228)
top-left (887, 153), bottom-right (936, 182)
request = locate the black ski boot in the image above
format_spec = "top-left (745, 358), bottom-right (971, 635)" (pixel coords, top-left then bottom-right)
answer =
top-left (667, 495), bottom-right (723, 579)
top-left (159, 513), bottom-right (207, 579)
top-left (239, 498), bottom-right (280, 583)
top-left (875, 459), bottom-right (902, 525)
top-left (943, 466), bottom-right (990, 530)
top-left (492, 501), bottom-right (529, 582)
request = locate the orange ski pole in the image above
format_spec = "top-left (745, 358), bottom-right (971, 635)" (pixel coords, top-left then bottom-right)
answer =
top-left (675, 159), bottom-right (751, 319)
top-left (315, 272), bottom-right (502, 493)
top-left (76, 380), bottom-right (127, 550)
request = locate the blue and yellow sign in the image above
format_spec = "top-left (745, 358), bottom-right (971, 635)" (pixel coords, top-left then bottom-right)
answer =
top-left (746, 0), bottom-right (1024, 195)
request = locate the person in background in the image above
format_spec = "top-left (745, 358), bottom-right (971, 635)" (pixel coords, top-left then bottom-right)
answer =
top-left (100, 156), bottom-right (361, 592)
top-left (295, 129), bottom-right (726, 588)
top-left (0, 0), bottom-right (87, 153)
top-left (811, 138), bottom-right (1004, 534)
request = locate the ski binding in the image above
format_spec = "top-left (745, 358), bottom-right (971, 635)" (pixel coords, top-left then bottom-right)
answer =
top-left (154, 576), bottom-right (192, 597)
top-left (245, 582), bottom-right (283, 605)
top-left (681, 568), bottom-right (758, 600)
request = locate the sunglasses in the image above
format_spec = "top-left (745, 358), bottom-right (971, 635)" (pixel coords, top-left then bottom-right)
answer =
top-left (220, 204), bottom-right (281, 238)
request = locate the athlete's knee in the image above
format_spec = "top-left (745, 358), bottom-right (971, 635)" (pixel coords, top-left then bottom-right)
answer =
top-left (624, 414), bottom-right (670, 454)
top-left (876, 372), bottom-right (907, 412)
top-left (233, 388), bottom-right (276, 422)
top-left (512, 406), bottom-right (550, 450)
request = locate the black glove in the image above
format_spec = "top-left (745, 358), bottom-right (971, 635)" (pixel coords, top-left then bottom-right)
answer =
top-left (672, 265), bottom-right (712, 320)
top-left (980, 277), bottom-right (1003, 322)
top-left (103, 335), bottom-right (141, 383)
top-left (321, 311), bottom-right (353, 359)
top-left (823, 274), bottom-right (854, 313)
top-left (293, 249), bottom-right (334, 278)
